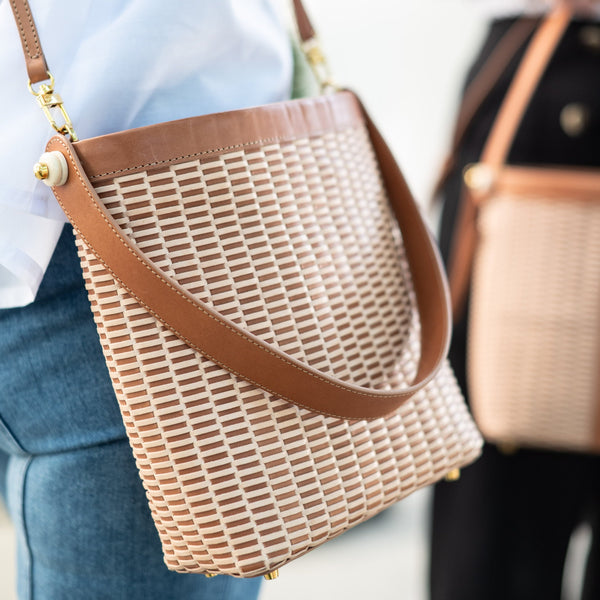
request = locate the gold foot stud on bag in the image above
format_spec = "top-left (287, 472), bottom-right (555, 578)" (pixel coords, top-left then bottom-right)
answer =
top-left (204, 573), bottom-right (217, 578)
top-left (445, 468), bottom-right (461, 482)
top-left (497, 443), bottom-right (519, 455)
top-left (264, 570), bottom-right (279, 581)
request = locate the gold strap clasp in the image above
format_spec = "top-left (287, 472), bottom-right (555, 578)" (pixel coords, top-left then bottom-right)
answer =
top-left (301, 37), bottom-right (338, 93)
top-left (28, 72), bottom-right (78, 141)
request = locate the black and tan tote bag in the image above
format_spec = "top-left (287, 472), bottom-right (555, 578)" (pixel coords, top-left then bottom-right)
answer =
top-left (449, 5), bottom-right (600, 454)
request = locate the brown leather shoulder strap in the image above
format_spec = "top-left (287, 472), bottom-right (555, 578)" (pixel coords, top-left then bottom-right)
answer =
top-left (447, 5), bottom-right (572, 321)
top-left (10, 0), bottom-right (319, 83)
top-left (481, 5), bottom-right (571, 168)
top-left (430, 17), bottom-right (538, 203)
top-left (45, 95), bottom-right (451, 421)
top-left (9, 0), bottom-right (48, 83)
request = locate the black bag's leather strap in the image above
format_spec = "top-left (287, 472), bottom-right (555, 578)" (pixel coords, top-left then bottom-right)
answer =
top-left (481, 5), bottom-right (572, 168)
top-left (431, 17), bottom-right (538, 203)
top-left (447, 5), bottom-right (572, 320)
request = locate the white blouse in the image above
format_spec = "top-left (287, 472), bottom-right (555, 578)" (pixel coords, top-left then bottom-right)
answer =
top-left (0, 0), bottom-right (292, 308)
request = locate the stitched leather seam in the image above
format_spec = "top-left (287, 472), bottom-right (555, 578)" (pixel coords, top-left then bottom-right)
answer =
top-left (10, 0), bottom-right (41, 60)
top-left (87, 136), bottom-right (284, 180)
top-left (51, 138), bottom-right (417, 420)
top-left (86, 125), bottom-right (359, 181)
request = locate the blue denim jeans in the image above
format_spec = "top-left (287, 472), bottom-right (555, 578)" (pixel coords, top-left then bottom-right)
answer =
top-left (0, 226), bottom-right (261, 600)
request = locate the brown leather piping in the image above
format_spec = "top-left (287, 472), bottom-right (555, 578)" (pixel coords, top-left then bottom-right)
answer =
top-left (46, 92), bottom-right (451, 421)
top-left (8, 0), bottom-right (48, 83)
top-left (431, 17), bottom-right (538, 203)
top-left (447, 6), bottom-right (572, 321)
top-left (448, 189), bottom-right (478, 323)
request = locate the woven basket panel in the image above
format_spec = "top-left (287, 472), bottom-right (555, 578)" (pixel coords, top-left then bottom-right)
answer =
top-left (76, 123), bottom-right (481, 576)
top-left (469, 195), bottom-right (600, 452)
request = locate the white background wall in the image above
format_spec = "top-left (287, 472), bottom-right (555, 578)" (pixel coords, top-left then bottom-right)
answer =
top-left (298, 0), bottom-right (486, 206)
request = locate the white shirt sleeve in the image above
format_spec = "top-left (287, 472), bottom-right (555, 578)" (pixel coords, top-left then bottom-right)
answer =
top-left (0, 0), bottom-right (293, 307)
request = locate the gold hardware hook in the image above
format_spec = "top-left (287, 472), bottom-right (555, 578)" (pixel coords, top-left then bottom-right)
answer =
top-left (301, 37), bottom-right (338, 93)
top-left (28, 71), bottom-right (78, 141)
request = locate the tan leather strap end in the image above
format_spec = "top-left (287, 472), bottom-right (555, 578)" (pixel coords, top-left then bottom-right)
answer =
top-left (9, 0), bottom-right (49, 83)
top-left (292, 0), bottom-right (316, 42)
top-left (447, 190), bottom-right (479, 322)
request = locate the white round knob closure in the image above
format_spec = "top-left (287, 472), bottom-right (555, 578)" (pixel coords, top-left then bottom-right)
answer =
top-left (34, 151), bottom-right (69, 187)
top-left (463, 163), bottom-right (495, 194)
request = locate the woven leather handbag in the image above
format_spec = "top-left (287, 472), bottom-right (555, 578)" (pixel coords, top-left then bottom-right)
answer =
top-left (11, 0), bottom-right (482, 578)
top-left (449, 5), bottom-right (600, 454)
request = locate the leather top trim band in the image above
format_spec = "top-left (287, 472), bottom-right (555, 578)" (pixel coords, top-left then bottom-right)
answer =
top-left (47, 92), bottom-right (451, 421)
top-left (492, 165), bottom-right (600, 200)
top-left (74, 92), bottom-right (363, 182)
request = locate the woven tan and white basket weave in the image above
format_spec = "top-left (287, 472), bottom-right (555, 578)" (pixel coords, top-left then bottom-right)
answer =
top-left (47, 92), bottom-right (482, 578)
top-left (10, 0), bottom-right (482, 578)
top-left (470, 186), bottom-right (600, 452)
top-left (452, 7), bottom-right (600, 453)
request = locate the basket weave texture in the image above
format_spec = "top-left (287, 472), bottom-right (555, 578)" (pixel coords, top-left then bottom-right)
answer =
top-left (470, 193), bottom-right (600, 452)
top-left (75, 115), bottom-right (481, 577)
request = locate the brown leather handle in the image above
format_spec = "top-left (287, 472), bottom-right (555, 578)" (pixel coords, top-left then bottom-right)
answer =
top-left (9, 0), bottom-right (319, 84)
top-left (45, 96), bottom-right (451, 421)
top-left (12, 1), bottom-right (450, 419)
